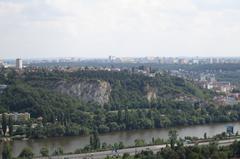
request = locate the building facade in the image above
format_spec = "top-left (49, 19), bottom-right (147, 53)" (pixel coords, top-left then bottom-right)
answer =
top-left (16, 58), bottom-right (23, 69)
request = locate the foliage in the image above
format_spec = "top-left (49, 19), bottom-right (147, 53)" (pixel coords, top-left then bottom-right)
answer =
top-left (2, 143), bottom-right (12, 159)
top-left (18, 147), bottom-right (34, 159)
top-left (40, 147), bottom-right (49, 157)
top-left (90, 131), bottom-right (101, 150)
top-left (52, 147), bottom-right (64, 156)
top-left (1, 69), bottom-right (240, 138)
top-left (104, 140), bottom-right (240, 159)
top-left (168, 129), bottom-right (178, 148)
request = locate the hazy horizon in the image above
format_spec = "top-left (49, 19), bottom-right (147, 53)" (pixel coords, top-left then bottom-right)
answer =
top-left (3, 55), bottom-right (240, 61)
top-left (1, 0), bottom-right (240, 59)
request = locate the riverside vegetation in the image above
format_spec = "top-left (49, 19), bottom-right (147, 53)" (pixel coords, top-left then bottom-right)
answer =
top-left (106, 141), bottom-right (240, 159)
top-left (0, 68), bottom-right (240, 139)
top-left (3, 129), bottom-right (240, 159)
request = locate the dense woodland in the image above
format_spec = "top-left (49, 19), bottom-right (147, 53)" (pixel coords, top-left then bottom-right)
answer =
top-left (0, 68), bottom-right (240, 138)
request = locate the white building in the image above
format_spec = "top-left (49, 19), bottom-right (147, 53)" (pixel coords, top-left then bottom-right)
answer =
top-left (16, 58), bottom-right (23, 69)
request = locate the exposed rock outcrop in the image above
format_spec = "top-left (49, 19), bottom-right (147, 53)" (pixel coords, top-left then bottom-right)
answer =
top-left (55, 80), bottom-right (111, 106)
top-left (145, 84), bottom-right (157, 102)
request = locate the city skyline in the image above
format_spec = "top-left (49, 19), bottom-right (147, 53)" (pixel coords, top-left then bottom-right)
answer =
top-left (1, 0), bottom-right (240, 59)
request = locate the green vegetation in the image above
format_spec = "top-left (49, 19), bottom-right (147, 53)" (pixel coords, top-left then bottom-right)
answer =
top-left (18, 148), bottom-right (34, 159)
top-left (39, 147), bottom-right (49, 157)
top-left (2, 143), bottom-right (12, 159)
top-left (106, 140), bottom-right (240, 159)
top-left (168, 129), bottom-right (178, 149)
top-left (2, 113), bottom-right (7, 136)
top-left (90, 131), bottom-right (101, 150)
top-left (107, 143), bottom-right (231, 159)
top-left (0, 68), bottom-right (239, 139)
top-left (3, 130), bottom-right (240, 159)
top-left (103, 130), bottom-right (240, 159)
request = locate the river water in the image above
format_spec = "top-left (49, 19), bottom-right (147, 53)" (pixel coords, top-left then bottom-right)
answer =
top-left (1, 122), bottom-right (240, 157)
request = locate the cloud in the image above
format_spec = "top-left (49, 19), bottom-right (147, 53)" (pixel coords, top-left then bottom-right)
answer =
top-left (0, 1), bottom-right (25, 15)
top-left (0, 0), bottom-right (240, 58)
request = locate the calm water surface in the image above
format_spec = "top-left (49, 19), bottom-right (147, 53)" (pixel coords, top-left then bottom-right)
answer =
top-left (1, 122), bottom-right (240, 157)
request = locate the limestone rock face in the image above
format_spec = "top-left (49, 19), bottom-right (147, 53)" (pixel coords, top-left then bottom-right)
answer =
top-left (145, 84), bottom-right (157, 102)
top-left (56, 80), bottom-right (111, 105)
top-left (146, 89), bottom-right (157, 102)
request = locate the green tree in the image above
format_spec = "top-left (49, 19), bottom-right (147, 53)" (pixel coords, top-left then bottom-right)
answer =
top-left (122, 153), bottom-right (130, 159)
top-left (90, 135), bottom-right (94, 148)
top-left (2, 113), bottom-right (7, 136)
top-left (124, 108), bottom-right (130, 129)
top-left (40, 147), bottom-right (49, 157)
top-left (117, 110), bottom-right (123, 123)
top-left (52, 147), bottom-right (64, 156)
top-left (134, 139), bottom-right (145, 147)
top-left (2, 143), bottom-right (12, 159)
top-left (8, 117), bottom-right (13, 136)
top-left (204, 132), bottom-right (207, 139)
top-left (19, 147), bottom-right (34, 159)
top-left (231, 140), bottom-right (240, 157)
top-left (90, 131), bottom-right (101, 150)
top-left (118, 141), bottom-right (124, 149)
top-left (188, 152), bottom-right (200, 159)
top-left (168, 129), bottom-right (178, 149)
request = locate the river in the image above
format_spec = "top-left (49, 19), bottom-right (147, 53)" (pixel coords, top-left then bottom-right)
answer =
top-left (1, 122), bottom-right (240, 157)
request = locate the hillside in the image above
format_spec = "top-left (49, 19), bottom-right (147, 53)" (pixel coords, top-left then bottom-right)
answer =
top-left (22, 70), bottom-right (211, 107)
top-left (0, 69), bottom-right (213, 114)
top-left (1, 69), bottom-right (233, 138)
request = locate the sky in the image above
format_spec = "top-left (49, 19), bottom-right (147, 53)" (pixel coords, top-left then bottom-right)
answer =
top-left (0, 0), bottom-right (240, 59)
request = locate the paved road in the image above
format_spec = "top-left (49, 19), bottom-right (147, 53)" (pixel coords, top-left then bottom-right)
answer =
top-left (35, 138), bottom-right (240, 159)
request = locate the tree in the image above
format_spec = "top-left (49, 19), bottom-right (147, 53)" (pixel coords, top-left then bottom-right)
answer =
top-left (93, 131), bottom-right (101, 149)
top-left (90, 131), bottom-right (101, 149)
top-left (2, 143), bottom-right (12, 159)
top-left (40, 147), bottom-right (49, 157)
top-left (8, 117), bottom-right (13, 136)
top-left (122, 153), bottom-right (130, 159)
top-left (188, 152), bottom-right (200, 159)
top-left (124, 108), bottom-right (130, 129)
top-left (168, 129), bottom-right (178, 149)
top-left (134, 139), bottom-right (145, 147)
top-left (2, 113), bottom-right (7, 136)
top-left (52, 147), bottom-right (63, 156)
top-left (231, 140), bottom-right (240, 157)
top-left (90, 135), bottom-right (94, 148)
top-left (117, 110), bottom-right (123, 123)
top-left (118, 141), bottom-right (124, 149)
top-left (19, 147), bottom-right (34, 159)
top-left (204, 132), bottom-right (207, 139)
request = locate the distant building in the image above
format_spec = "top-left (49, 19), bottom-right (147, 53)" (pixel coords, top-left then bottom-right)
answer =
top-left (109, 56), bottom-right (116, 62)
top-left (216, 82), bottom-right (232, 93)
top-left (207, 83), bottom-right (214, 89)
top-left (16, 58), bottom-right (23, 69)
top-left (179, 58), bottom-right (188, 64)
top-left (192, 59), bottom-right (199, 64)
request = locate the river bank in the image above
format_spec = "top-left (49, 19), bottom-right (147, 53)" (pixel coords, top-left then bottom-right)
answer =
top-left (1, 121), bottom-right (240, 157)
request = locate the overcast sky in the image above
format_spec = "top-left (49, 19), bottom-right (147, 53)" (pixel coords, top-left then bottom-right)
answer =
top-left (0, 0), bottom-right (240, 59)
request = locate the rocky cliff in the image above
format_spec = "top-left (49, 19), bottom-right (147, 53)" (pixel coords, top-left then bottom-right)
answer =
top-left (56, 79), bottom-right (111, 106)
top-left (145, 84), bottom-right (158, 102)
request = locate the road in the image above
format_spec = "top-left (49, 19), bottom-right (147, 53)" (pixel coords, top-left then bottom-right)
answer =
top-left (34, 138), bottom-right (240, 159)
